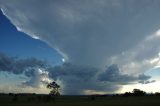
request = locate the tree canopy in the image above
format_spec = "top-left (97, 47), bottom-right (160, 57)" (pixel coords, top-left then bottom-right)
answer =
top-left (47, 81), bottom-right (60, 96)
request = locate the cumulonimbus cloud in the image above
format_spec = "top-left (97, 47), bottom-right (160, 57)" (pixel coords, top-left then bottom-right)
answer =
top-left (1, 0), bottom-right (160, 67)
top-left (0, 0), bottom-right (160, 94)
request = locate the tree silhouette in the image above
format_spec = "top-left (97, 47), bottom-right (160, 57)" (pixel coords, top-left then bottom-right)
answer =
top-left (132, 89), bottom-right (146, 96)
top-left (47, 81), bottom-right (60, 96)
top-left (123, 92), bottom-right (132, 97)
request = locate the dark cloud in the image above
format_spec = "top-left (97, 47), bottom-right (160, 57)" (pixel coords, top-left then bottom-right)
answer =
top-left (0, 53), bottom-right (156, 94)
top-left (138, 74), bottom-right (151, 81)
top-left (48, 63), bottom-right (155, 94)
top-left (138, 74), bottom-right (156, 84)
top-left (48, 63), bottom-right (120, 94)
top-left (0, 53), bottom-right (50, 88)
top-left (98, 64), bottom-right (136, 83)
top-left (0, 53), bottom-right (49, 74)
top-left (98, 64), bottom-right (155, 85)
top-left (138, 80), bottom-right (156, 84)
top-left (48, 63), bottom-right (98, 81)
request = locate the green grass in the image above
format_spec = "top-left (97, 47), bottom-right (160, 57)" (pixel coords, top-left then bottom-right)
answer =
top-left (0, 95), bottom-right (160, 106)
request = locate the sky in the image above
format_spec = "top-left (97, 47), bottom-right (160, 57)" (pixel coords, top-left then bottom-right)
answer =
top-left (0, 0), bottom-right (160, 95)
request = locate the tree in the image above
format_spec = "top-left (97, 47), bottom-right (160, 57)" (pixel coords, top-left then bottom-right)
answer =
top-left (123, 92), bottom-right (132, 97)
top-left (132, 89), bottom-right (146, 96)
top-left (47, 81), bottom-right (60, 96)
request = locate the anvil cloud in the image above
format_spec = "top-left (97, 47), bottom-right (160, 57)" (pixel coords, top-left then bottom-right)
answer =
top-left (1, 0), bottom-right (160, 94)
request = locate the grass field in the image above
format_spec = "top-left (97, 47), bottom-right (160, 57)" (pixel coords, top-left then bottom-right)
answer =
top-left (0, 95), bottom-right (160, 106)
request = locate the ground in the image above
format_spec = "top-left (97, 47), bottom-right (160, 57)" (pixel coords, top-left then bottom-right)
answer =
top-left (0, 94), bottom-right (160, 106)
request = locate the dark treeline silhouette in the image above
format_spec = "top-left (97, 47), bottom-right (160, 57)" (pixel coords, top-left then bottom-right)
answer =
top-left (123, 89), bottom-right (146, 97)
top-left (88, 89), bottom-right (160, 100)
top-left (0, 88), bottom-right (160, 102)
top-left (0, 89), bottom-right (160, 97)
top-left (0, 93), bottom-right (55, 102)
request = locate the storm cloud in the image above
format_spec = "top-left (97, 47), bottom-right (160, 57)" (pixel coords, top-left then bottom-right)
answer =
top-left (0, 53), bottom-right (154, 94)
top-left (98, 64), bottom-right (155, 85)
top-left (48, 63), bottom-right (154, 94)
top-left (0, 53), bottom-right (48, 74)
top-left (0, 53), bottom-right (51, 88)
top-left (1, 0), bottom-right (160, 67)
top-left (0, 0), bottom-right (160, 94)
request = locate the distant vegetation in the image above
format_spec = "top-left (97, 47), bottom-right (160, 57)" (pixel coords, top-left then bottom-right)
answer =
top-left (1, 89), bottom-right (160, 106)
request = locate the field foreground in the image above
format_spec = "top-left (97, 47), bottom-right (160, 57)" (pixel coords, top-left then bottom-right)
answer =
top-left (0, 94), bottom-right (160, 106)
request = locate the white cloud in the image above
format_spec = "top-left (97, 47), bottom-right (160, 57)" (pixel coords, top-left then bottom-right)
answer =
top-left (22, 68), bottom-right (52, 88)
top-left (61, 58), bottom-right (65, 62)
top-left (155, 29), bottom-right (160, 37)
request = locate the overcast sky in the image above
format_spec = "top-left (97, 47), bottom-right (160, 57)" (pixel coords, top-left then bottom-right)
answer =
top-left (0, 0), bottom-right (160, 95)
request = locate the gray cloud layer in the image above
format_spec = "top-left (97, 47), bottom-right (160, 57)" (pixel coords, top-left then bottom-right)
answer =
top-left (0, 53), bottom-right (48, 74)
top-left (0, 0), bottom-right (159, 94)
top-left (0, 53), bottom-right (50, 88)
top-left (1, 0), bottom-right (160, 67)
top-left (48, 63), bottom-right (154, 94)
top-left (98, 64), bottom-right (154, 85)
top-left (0, 53), bottom-right (154, 94)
